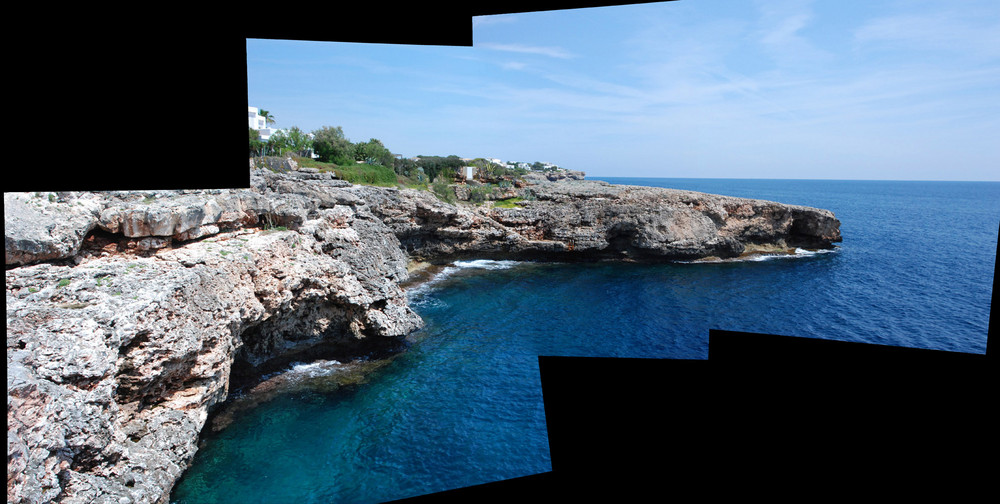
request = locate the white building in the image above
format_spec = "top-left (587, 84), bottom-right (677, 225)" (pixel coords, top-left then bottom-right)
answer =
top-left (248, 106), bottom-right (319, 158)
top-left (248, 106), bottom-right (277, 141)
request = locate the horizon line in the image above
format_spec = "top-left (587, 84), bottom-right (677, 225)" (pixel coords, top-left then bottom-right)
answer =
top-left (587, 175), bottom-right (1000, 183)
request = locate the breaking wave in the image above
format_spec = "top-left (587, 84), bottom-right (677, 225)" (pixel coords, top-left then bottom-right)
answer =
top-left (451, 259), bottom-right (522, 270)
top-left (407, 260), bottom-right (525, 306)
top-left (287, 360), bottom-right (343, 379)
top-left (680, 246), bottom-right (840, 264)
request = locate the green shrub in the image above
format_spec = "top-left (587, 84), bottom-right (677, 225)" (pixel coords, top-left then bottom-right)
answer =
top-left (468, 185), bottom-right (494, 205)
top-left (333, 163), bottom-right (398, 186)
top-left (494, 197), bottom-right (525, 208)
top-left (431, 176), bottom-right (456, 204)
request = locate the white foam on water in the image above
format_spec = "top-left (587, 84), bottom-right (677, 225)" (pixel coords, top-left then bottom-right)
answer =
top-left (793, 247), bottom-right (838, 257)
top-left (678, 246), bottom-right (839, 264)
top-left (741, 247), bottom-right (839, 262)
top-left (452, 259), bottom-right (522, 270)
top-left (406, 265), bottom-right (462, 301)
top-left (287, 360), bottom-right (342, 379)
top-left (407, 259), bottom-right (525, 305)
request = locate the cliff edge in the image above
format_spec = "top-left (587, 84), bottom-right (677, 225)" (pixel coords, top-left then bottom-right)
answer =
top-left (357, 177), bottom-right (841, 263)
top-left (6, 169), bottom-right (840, 503)
top-left (6, 170), bottom-right (422, 504)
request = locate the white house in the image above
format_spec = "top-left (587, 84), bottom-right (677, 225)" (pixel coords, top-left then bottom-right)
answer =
top-left (462, 166), bottom-right (476, 180)
top-left (248, 106), bottom-right (318, 158)
top-left (248, 106), bottom-right (277, 141)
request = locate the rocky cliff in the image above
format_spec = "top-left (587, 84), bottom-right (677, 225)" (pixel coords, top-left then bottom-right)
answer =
top-left (356, 177), bottom-right (841, 263)
top-left (6, 170), bottom-right (422, 504)
top-left (6, 168), bottom-right (840, 503)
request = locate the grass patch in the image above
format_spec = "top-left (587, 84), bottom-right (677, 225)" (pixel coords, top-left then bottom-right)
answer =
top-left (396, 173), bottom-right (429, 190)
top-left (293, 157), bottom-right (398, 186)
top-left (292, 156), bottom-right (333, 171)
top-left (333, 163), bottom-right (398, 186)
top-left (494, 197), bottom-right (525, 208)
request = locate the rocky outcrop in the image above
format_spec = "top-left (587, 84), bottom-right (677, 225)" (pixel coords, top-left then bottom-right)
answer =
top-left (248, 156), bottom-right (299, 173)
top-left (6, 169), bottom-right (840, 503)
top-left (522, 170), bottom-right (586, 183)
top-left (5, 193), bottom-right (104, 267)
top-left (353, 178), bottom-right (841, 263)
top-left (6, 170), bottom-right (421, 504)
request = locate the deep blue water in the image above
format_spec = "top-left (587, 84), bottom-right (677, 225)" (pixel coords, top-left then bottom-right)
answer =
top-left (171, 178), bottom-right (997, 504)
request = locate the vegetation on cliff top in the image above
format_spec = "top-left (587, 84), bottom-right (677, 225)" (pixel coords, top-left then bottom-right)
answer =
top-left (251, 119), bottom-right (562, 181)
top-left (251, 119), bottom-right (565, 205)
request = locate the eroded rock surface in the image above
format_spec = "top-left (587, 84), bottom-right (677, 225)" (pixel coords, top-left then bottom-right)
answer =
top-left (6, 170), bottom-right (421, 504)
top-left (354, 178), bottom-right (841, 263)
top-left (6, 168), bottom-right (840, 503)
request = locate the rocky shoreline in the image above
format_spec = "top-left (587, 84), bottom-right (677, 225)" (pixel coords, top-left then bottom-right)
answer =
top-left (6, 168), bottom-right (840, 503)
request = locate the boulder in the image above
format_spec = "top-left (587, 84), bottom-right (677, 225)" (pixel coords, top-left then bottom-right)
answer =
top-left (4, 192), bottom-right (102, 266)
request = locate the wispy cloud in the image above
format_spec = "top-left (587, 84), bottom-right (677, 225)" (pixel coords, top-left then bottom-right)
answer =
top-left (500, 61), bottom-right (527, 71)
top-left (477, 42), bottom-right (577, 59)
top-left (854, 7), bottom-right (1000, 60)
top-left (472, 14), bottom-right (518, 29)
top-left (753, 0), bottom-right (833, 67)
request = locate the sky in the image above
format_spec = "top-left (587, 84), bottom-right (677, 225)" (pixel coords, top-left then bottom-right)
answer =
top-left (246, 0), bottom-right (1000, 181)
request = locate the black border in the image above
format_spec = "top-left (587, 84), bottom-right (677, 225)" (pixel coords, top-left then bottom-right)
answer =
top-left (11, 1), bottom-right (995, 501)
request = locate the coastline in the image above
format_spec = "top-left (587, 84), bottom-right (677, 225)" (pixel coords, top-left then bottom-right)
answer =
top-left (6, 168), bottom-right (843, 504)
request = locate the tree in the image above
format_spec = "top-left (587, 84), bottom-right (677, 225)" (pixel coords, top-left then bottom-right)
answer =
top-left (393, 157), bottom-right (418, 177)
top-left (267, 129), bottom-right (289, 156)
top-left (311, 126), bottom-right (354, 164)
top-left (249, 128), bottom-right (264, 157)
top-left (414, 154), bottom-right (466, 182)
top-left (354, 138), bottom-right (394, 167)
top-left (258, 109), bottom-right (276, 127)
top-left (285, 127), bottom-right (313, 157)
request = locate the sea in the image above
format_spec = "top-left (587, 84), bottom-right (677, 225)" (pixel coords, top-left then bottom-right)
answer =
top-left (170, 178), bottom-right (997, 504)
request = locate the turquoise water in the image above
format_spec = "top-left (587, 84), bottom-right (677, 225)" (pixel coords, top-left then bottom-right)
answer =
top-left (171, 178), bottom-right (997, 503)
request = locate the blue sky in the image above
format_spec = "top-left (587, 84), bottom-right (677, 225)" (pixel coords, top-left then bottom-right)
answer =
top-left (246, 0), bottom-right (1000, 181)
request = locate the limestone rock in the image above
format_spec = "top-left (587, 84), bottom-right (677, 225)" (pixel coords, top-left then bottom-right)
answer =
top-left (5, 168), bottom-right (841, 504)
top-left (4, 192), bottom-right (103, 267)
top-left (6, 173), bottom-right (422, 504)
top-left (356, 179), bottom-right (841, 263)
